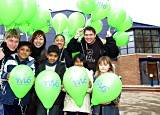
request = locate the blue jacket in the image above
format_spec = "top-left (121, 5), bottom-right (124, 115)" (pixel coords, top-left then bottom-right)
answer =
top-left (0, 53), bottom-right (35, 105)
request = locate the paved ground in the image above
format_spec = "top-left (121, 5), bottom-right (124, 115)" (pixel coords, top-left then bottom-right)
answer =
top-left (119, 91), bottom-right (160, 115)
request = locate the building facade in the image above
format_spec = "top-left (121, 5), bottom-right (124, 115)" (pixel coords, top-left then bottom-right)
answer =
top-left (115, 22), bottom-right (160, 85)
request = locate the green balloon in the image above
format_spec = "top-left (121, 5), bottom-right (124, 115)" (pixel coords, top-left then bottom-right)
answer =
top-left (113, 32), bottom-right (129, 46)
top-left (117, 15), bottom-right (133, 32)
top-left (5, 24), bottom-right (17, 31)
top-left (90, 20), bottom-right (103, 34)
top-left (9, 65), bottom-right (35, 99)
top-left (68, 12), bottom-right (85, 37)
top-left (77, 0), bottom-right (97, 14)
top-left (91, 73), bottom-right (122, 106)
top-left (40, 25), bottom-right (50, 33)
top-left (35, 70), bottom-right (61, 110)
top-left (29, 8), bottom-right (51, 29)
top-left (63, 29), bottom-right (74, 46)
top-left (15, 0), bottom-right (37, 24)
top-left (63, 66), bottom-right (89, 107)
top-left (91, 0), bottom-right (111, 21)
top-left (51, 13), bottom-right (68, 34)
top-left (107, 8), bottom-right (126, 28)
top-left (19, 24), bottom-right (30, 33)
top-left (0, 0), bottom-right (22, 26)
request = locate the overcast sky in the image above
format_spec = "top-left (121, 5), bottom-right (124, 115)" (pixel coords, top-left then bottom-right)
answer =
top-left (45, 0), bottom-right (160, 26)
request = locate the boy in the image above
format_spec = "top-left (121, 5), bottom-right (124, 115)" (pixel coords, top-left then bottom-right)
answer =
top-left (0, 41), bottom-right (35, 115)
top-left (36, 45), bottom-right (66, 115)
top-left (0, 29), bottom-right (20, 66)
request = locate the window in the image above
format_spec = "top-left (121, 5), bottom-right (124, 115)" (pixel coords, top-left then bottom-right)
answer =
top-left (134, 29), bottom-right (160, 54)
top-left (119, 28), bottom-right (160, 55)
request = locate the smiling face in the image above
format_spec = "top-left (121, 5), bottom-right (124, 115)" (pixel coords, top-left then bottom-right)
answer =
top-left (54, 35), bottom-right (65, 49)
top-left (46, 52), bottom-right (59, 64)
top-left (84, 30), bottom-right (96, 44)
top-left (17, 45), bottom-right (31, 61)
top-left (5, 37), bottom-right (19, 51)
top-left (33, 35), bottom-right (45, 48)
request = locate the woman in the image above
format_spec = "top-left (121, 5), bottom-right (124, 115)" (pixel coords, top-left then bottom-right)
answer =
top-left (26, 30), bottom-right (46, 115)
top-left (53, 34), bottom-right (73, 68)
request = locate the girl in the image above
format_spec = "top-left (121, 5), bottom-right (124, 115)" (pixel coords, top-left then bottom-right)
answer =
top-left (63, 53), bottom-right (93, 115)
top-left (53, 34), bottom-right (73, 68)
top-left (92, 56), bottom-right (120, 115)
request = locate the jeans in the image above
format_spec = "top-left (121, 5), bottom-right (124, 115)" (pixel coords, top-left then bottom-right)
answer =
top-left (36, 101), bottom-right (63, 115)
top-left (92, 105), bottom-right (100, 115)
top-left (101, 105), bottom-right (120, 115)
top-left (66, 111), bottom-right (88, 115)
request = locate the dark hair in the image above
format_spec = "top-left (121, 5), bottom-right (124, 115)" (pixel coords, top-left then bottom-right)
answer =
top-left (73, 53), bottom-right (85, 63)
top-left (47, 45), bottom-right (60, 55)
top-left (54, 34), bottom-right (65, 41)
top-left (18, 41), bottom-right (32, 51)
top-left (84, 26), bottom-right (96, 34)
top-left (30, 30), bottom-right (46, 49)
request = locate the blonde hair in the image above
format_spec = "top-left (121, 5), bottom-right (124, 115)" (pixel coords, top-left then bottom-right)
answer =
top-left (95, 56), bottom-right (113, 77)
top-left (5, 29), bottom-right (20, 40)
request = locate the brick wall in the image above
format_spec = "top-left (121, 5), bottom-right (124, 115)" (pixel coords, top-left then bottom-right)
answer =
top-left (113, 54), bottom-right (160, 85)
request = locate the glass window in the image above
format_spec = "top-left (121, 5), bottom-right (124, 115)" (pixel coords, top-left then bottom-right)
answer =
top-left (128, 48), bottom-right (135, 54)
top-left (153, 48), bottom-right (159, 53)
top-left (120, 46), bottom-right (127, 49)
top-left (135, 41), bottom-right (143, 48)
top-left (151, 30), bottom-right (158, 35)
top-left (128, 41), bottom-right (135, 48)
top-left (136, 48), bottom-right (144, 53)
top-left (144, 42), bottom-right (152, 47)
top-left (143, 30), bottom-right (150, 35)
top-left (152, 36), bottom-right (159, 42)
top-left (135, 29), bottom-right (142, 35)
top-left (135, 36), bottom-right (143, 42)
top-left (152, 42), bottom-right (159, 47)
top-left (129, 35), bottom-right (134, 42)
top-left (145, 47), bottom-right (152, 53)
top-left (144, 35), bottom-right (151, 42)
top-left (120, 49), bottom-right (127, 55)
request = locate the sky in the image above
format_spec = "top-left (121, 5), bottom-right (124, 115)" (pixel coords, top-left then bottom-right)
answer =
top-left (41, 0), bottom-right (160, 26)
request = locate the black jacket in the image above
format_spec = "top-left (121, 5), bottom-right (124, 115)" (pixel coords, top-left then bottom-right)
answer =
top-left (0, 42), bottom-right (17, 69)
top-left (59, 48), bottom-right (73, 68)
top-left (36, 61), bottom-right (66, 106)
top-left (67, 36), bottom-right (119, 72)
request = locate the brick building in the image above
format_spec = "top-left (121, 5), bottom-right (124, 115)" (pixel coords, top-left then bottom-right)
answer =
top-left (114, 22), bottom-right (160, 85)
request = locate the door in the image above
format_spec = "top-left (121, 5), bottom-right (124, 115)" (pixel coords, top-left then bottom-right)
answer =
top-left (139, 58), bottom-right (160, 85)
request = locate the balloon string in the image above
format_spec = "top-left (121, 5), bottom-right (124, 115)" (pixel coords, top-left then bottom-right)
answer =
top-left (25, 32), bottom-right (28, 41)
top-left (47, 109), bottom-right (49, 115)
top-left (18, 99), bottom-right (24, 115)
top-left (84, 14), bottom-right (88, 27)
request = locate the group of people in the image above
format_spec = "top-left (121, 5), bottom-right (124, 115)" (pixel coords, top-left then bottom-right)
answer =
top-left (0, 26), bottom-right (120, 115)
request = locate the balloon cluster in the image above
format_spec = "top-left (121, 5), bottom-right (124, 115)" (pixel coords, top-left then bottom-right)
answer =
top-left (9, 65), bottom-right (122, 114)
top-left (0, 0), bottom-right (51, 34)
top-left (76, 0), bottom-right (133, 46)
top-left (0, 0), bottom-right (133, 46)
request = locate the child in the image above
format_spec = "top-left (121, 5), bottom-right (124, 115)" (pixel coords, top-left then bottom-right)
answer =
top-left (0, 41), bottom-right (35, 115)
top-left (36, 45), bottom-right (66, 115)
top-left (0, 29), bottom-right (20, 74)
top-left (63, 53), bottom-right (93, 115)
top-left (92, 56), bottom-right (120, 115)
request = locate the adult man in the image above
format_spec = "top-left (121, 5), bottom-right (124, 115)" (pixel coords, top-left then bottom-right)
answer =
top-left (67, 26), bottom-right (119, 72)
